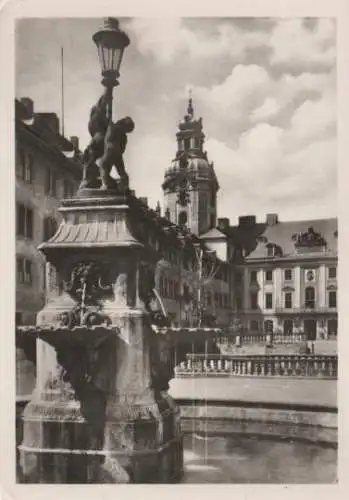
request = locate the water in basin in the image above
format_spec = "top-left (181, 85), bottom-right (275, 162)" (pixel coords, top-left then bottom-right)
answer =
top-left (182, 433), bottom-right (337, 483)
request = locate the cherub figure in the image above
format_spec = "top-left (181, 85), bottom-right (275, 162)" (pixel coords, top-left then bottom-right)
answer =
top-left (99, 116), bottom-right (135, 191)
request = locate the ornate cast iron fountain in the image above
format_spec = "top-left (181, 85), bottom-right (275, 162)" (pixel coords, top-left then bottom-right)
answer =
top-left (16, 18), bottom-right (183, 484)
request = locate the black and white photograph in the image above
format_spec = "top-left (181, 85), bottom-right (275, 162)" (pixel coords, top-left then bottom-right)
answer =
top-left (1, 2), bottom-right (343, 489)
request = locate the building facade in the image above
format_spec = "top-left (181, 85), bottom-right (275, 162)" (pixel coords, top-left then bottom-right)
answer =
top-left (226, 215), bottom-right (338, 340)
top-left (15, 97), bottom-right (82, 399)
top-left (127, 195), bottom-right (231, 328)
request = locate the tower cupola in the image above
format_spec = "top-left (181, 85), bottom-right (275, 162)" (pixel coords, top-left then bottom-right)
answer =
top-left (162, 93), bottom-right (219, 236)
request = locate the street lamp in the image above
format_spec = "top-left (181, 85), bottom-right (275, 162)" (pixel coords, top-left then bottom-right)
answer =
top-left (92, 17), bottom-right (130, 120)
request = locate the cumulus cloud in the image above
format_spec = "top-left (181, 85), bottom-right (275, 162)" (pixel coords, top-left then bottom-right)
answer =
top-left (127, 18), bottom-right (268, 64)
top-left (269, 18), bottom-right (336, 71)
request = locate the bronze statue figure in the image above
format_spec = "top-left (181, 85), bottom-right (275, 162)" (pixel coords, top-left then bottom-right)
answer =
top-left (99, 116), bottom-right (134, 190)
top-left (80, 88), bottom-right (134, 192)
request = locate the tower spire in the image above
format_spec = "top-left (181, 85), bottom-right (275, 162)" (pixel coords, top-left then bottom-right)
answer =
top-left (187, 89), bottom-right (194, 117)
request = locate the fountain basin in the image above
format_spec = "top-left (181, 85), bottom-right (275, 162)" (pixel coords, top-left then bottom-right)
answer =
top-left (182, 432), bottom-right (337, 483)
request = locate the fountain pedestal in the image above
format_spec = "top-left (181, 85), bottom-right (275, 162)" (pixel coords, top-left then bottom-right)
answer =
top-left (18, 193), bottom-right (183, 483)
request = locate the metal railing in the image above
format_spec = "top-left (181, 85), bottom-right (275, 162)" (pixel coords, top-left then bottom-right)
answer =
top-left (175, 353), bottom-right (337, 379)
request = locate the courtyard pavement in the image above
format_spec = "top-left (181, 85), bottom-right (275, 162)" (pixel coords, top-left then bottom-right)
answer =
top-left (169, 376), bottom-right (337, 408)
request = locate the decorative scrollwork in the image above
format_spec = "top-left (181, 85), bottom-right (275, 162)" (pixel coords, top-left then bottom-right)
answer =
top-left (292, 227), bottom-right (327, 247)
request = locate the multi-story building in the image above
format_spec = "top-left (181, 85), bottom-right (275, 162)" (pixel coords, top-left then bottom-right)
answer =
top-left (15, 97), bottom-right (82, 399)
top-left (224, 214), bottom-right (338, 340)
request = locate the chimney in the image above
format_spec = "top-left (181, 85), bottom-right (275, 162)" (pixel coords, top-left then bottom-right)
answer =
top-left (70, 136), bottom-right (79, 151)
top-left (217, 218), bottom-right (230, 231)
top-left (139, 197), bottom-right (148, 206)
top-left (238, 215), bottom-right (256, 227)
top-left (20, 97), bottom-right (34, 118)
top-left (37, 113), bottom-right (60, 135)
top-left (266, 213), bottom-right (279, 226)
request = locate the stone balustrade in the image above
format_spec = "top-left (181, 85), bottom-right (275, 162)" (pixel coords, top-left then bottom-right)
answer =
top-left (175, 354), bottom-right (337, 379)
top-left (216, 333), bottom-right (307, 346)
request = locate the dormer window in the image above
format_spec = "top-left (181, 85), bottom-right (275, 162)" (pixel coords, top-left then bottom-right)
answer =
top-left (266, 242), bottom-right (282, 258)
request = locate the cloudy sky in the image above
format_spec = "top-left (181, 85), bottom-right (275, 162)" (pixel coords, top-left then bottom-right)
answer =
top-left (16, 17), bottom-right (337, 224)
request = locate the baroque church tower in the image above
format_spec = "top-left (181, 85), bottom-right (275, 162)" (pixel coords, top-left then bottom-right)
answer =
top-left (162, 95), bottom-right (219, 236)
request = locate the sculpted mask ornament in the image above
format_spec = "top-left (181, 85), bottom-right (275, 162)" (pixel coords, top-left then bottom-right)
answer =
top-left (61, 261), bottom-right (113, 327)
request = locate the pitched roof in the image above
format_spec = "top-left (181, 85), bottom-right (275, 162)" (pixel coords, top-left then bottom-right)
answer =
top-left (225, 218), bottom-right (337, 261)
top-left (200, 227), bottom-right (227, 240)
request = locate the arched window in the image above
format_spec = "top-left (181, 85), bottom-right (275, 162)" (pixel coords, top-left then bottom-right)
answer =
top-left (305, 286), bottom-right (315, 308)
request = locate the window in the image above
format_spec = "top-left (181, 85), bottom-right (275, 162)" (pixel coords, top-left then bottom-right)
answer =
top-left (25, 154), bottom-right (34, 183)
top-left (250, 292), bottom-right (258, 310)
top-left (184, 138), bottom-right (190, 150)
top-left (235, 295), bottom-right (242, 311)
top-left (16, 258), bottom-right (24, 284)
top-left (284, 319), bottom-right (293, 335)
top-left (328, 319), bottom-right (337, 337)
top-left (284, 269), bottom-right (292, 281)
top-left (328, 267), bottom-right (337, 279)
top-left (265, 293), bottom-right (273, 309)
top-left (15, 312), bottom-right (23, 326)
top-left (264, 319), bottom-right (273, 333)
top-left (267, 246), bottom-right (274, 257)
top-left (16, 203), bottom-right (33, 239)
top-left (16, 148), bottom-right (34, 184)
top-left (329, 291), bottom-right (337, 308)
top-left (305, 286), bottom-right (315, 308)
top-left (63, 180), bottom-right (75, 198)
top-left (235, 271), bottom-right (242, 285)
top-left (45, 168), bottom-right (58, 197)
top-left (43, 217), bottom-right (58, 241)
top-left (265, 270), bottom-right (273, 282)
top-left (284, 292), bottom-right (292, 309)
top-left (250, 320), bottom-right (259, 331)
top-left (16, 257), bottom-right (33, 285)
top-left (250, 270), bottom-right (257, 283)
top-left (25, 259), bottom-right (32, 284)
top-left (206, 291), bottom-right (212, 306)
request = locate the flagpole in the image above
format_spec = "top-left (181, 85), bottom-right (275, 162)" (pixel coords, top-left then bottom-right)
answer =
top-left (60, 46), bottom-right (65, 136)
